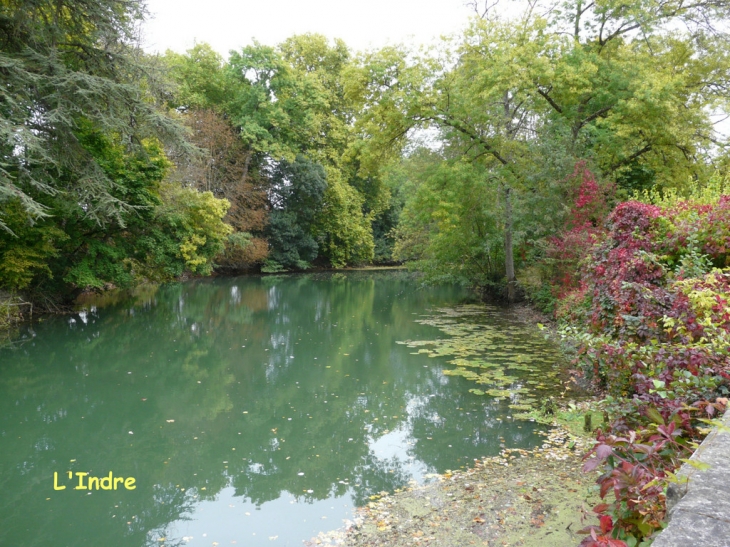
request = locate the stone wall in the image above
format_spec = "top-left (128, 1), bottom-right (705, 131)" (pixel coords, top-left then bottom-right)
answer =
top-left (652, 410), bottom-right (730, 547)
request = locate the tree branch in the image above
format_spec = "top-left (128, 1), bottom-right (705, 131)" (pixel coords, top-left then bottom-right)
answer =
top-left (609, 143), bottom-right (653, 171)
top-left (432, 114), bottom-right (509, 166)
top-left (536, 87), bottom-right (563, 114)
top-left (600, 22), bottom-right (642, 46)
top-left (577, 105), bottom-right (612, 131)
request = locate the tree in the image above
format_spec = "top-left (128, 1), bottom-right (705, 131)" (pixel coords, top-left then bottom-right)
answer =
top-left (171, 109), bottom-right (269, 268)
top-left (163, 43), bottom-right (231, 111)
top-left (220, 35), bottom-right (390, 268)
top-left (0, 0), bottom-right (184, 230)
top-left (351, 0), bottom-right (730, 300)
top-left (392, 151), bottom-right (506, 286)
top-left (314, 166), bottom-right (375, 267)
top-left (264, 156), bottom-right (327, 270)
top-left (0, 121), bottom-right (232, 296)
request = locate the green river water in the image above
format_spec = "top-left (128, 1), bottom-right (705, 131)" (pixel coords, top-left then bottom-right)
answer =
top-left (0, 271), bottom-right (561, 547)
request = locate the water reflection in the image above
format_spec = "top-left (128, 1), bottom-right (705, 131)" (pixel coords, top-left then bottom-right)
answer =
top-left (0, 272), bottom-right (555, 547)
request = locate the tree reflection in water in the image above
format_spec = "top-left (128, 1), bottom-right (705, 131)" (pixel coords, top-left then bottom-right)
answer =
top-left (0, 272), bottom-right (557, 547)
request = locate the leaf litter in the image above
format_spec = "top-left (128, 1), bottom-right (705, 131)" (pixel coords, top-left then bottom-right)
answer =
top-left (308, 425), bottom-right (598, 547)
top-left (309, 304), bottom-right (598, 546)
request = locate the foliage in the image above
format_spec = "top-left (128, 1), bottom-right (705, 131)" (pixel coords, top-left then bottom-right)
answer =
top-left (0, 122), bottom-right (231, 294)
top-left (633, 171), bottom-right (729, 208)
top-left (580, 395), bottom-right (727, 546)
top-left (226, 35), bottom-right (350, 163)
top-left (0, 200), bottom-right (67, 290)
top-left (0, 0), bottom-right (243, 298)
top-left (543, 162), bottom-right (613, 297)
top-left (393, 153), bottom-right (506, 286)
top-left (348, 0), bottom-right (730, 298)
top-left (164, 43), bottom-right (231, 110)
top-left (218, 232), bottom-right (268, 270)
top-left (369, 163), bottom-right (408, 263)
top-left (264, 156), bottom-right (327, 270)
top-left (155, 183), bottom-right (232, 276)
top-left (171, 108), bottom-right (269, 269)
top-left (314, 167), bottom-right (374, 268)
top-left (162, 35), bottom-right (390, 270)
top-left (555, 192), bottom-right (730, 543)
top-left (0, 0), bottom-right (184, 230)
top-left (3, 0), bottom-right (729, 302)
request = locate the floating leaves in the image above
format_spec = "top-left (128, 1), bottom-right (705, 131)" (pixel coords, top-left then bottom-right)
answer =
top-left (399, 304), bottom-right (562, 410)
top-left (329, 425), bottom-right (596, 547)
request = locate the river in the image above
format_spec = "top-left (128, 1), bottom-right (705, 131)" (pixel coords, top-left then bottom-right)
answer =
top-left (0, 271), bottom-right (559, 546)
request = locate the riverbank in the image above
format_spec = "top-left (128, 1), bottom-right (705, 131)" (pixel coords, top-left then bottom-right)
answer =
top-left (309, 424), bottom-right (599, 547)
top-left (0, 292), bottom-right (33, 346)
top-left (308, 299), bottom-right (603, 547)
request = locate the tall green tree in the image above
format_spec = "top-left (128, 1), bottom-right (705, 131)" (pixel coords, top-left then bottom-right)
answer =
top-left (222, 35), bottom-right (388, 267)
top-left (164, 43), bottom-right (231, 111)
top-left (351, 0), bottom-right (730, 299)
top-left (264, 156), bottom-right (327, 270)
top-left (0, 0), bottom-right (184, 230)
top-left (392, 151), bottom-right (505, 286)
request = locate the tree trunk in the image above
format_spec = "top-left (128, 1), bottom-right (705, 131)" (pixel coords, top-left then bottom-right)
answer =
top-left (503, 184), bottom-right (516, 303)
top-left (241, 150), bottom-right (252, 184)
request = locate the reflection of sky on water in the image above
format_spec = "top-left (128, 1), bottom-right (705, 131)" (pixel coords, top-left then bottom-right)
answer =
top-left (0, 272), bottom-right (559, 547)
top-left (165, 488), bottom-right (356, 547)
top-left (166, 391), bottom-right (439, 544)
top-left (367, 426), bottom-right (429, 483)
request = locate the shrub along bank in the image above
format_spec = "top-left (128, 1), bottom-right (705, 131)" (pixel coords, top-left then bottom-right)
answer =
top-left (550, 191), bottom-right (730, 546)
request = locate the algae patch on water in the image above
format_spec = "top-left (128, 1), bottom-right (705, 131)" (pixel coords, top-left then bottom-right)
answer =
top-left (398, 305), bottom-right (563, 414)
top-left (312, 426), bottom-right (598, 547)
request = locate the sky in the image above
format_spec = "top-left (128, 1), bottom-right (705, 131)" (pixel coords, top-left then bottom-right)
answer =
top-left (140, 0), bottom-right (480, 56)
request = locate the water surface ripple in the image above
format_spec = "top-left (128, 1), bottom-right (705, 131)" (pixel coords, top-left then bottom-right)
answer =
top-left (0, 272), bottom-right (554, 547)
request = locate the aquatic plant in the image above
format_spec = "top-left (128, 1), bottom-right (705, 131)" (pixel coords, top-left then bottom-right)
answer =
top-left (399, 305), bottom-right (562, 414)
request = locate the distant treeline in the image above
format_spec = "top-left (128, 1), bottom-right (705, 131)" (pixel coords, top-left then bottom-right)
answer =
top-left (1, 0), bottom-right (729, 305)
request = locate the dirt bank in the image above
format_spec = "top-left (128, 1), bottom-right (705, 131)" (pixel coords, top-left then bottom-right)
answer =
top-left (310, 425), bottom-right (599, 547)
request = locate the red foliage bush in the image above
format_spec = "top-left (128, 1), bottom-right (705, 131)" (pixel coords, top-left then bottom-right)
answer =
top-left (547, 162), bottom-right (612, 293)
top-left (559, 194), bottom-right (730, 544)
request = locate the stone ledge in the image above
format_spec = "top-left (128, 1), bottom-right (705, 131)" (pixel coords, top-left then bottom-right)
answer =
top-left (652, 409), bottom-right (730, 547)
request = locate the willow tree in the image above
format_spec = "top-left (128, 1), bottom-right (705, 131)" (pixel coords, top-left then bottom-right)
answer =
top-left (351, 0), bottom-right (730, 300)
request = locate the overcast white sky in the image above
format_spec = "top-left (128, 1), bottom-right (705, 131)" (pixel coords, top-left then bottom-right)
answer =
top-left (140, 0), bottom-right (480, 56)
